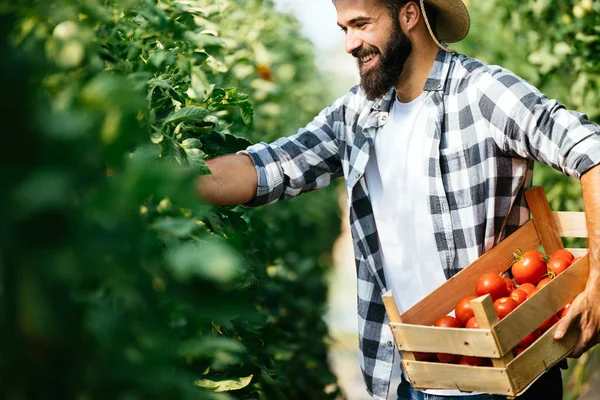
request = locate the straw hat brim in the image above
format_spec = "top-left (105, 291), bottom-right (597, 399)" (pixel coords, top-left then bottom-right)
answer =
top-left (425, 0), bottom-right (470, 43)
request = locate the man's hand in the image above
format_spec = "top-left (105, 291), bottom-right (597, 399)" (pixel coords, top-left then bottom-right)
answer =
top-left (554, 276), bottom-right (600, 357)
top-left (554, 164), bottom-right (600, 357)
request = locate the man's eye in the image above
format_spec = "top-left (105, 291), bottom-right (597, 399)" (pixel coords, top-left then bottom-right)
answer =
top-left (340, 27), bottom-right (347, 33)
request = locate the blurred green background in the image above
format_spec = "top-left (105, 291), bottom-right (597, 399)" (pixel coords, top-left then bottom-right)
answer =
top-left (1, 0), bottom-right (599, 399)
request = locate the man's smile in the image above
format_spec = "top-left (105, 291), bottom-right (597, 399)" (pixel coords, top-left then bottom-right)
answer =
top-left (359, 53), bottom-right (379, 71)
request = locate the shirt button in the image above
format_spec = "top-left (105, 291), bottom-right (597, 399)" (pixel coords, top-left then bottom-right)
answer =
top-left (355, 174), bottom-right (360, 179)
top-left (381, 115), bottom-right (388, 122)
top-left (387, 341), bottom-right (393, 347)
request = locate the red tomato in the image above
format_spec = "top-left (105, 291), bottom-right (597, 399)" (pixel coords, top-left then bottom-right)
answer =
top-left (476, 273), bottom-right (509, 301)
top-left (550, 249), bottom-right (575, 263)
top-left (459, 355), bottom-right (485, 366)
top-left (559, 302), bottom-right (572, 318)
top-left (503, 276), bottom-right (515, 291)
top-left (414, 352), bottom-right (437, 361)
top-left (539, 314), bottom-right (560, 333)
top-left (512, 249), bottom-right (547, 285)
top-left (434, 316), bottom-right (463, 328)
top-left (455, 295), bottom-right (477, 326)
top-left (465, 316), bottom-right (479, 329)
top-left (517, 283), bottom-right (537, 297)
top-left (493, 297), bottom-right (518, 320)
top-left (536, 276), bottom-right (553, 290)
top-left (493, 297), bottom-right (518, 319)
top-left (510, 288), bottom-right (528, 305)
top-left (547, 256), bottom-right (571, 276)
top-left (519, 329), bottom-right (541, 348)
top-left (437, 353), bottom-right (461, 364)
top-left (434, 316), bottom-right (463, 363)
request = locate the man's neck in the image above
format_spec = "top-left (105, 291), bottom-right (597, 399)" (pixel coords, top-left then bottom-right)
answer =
top-left (394, 43), bottom-right (439, 103)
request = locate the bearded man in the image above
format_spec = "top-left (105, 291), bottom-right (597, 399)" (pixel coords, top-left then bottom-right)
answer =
top-left (196, 1), bottom-right (600, 399)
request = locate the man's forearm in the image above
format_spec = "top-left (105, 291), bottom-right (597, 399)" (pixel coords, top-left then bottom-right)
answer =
top-left (195, 153), bottom-right (258, 206)
top-left (582, 164), bottom-right (600, 283)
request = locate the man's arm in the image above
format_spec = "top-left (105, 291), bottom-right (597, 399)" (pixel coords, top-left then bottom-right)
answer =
top-left (554, 164), bottom-right (600, 356)
top-left (194, 153), bottom-right (257, 206)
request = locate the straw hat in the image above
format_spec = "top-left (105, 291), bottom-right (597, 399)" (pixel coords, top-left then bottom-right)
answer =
top-left (421, 0), bottom-right (470, 44)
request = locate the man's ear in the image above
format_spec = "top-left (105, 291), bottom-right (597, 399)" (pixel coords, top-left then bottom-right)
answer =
top-left (401, 1), bottom-right (421, 32)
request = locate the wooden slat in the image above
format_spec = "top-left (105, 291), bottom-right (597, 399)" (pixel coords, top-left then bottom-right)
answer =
top-left (402, 360), bottom-right (514, 396)
top-left (382, 290), bottom-right (402, 323)
top-left (567, 248), bottom-right (588, 258)
top-left (471, 295), bottom-right (513, 367)
top-left (389, 324), bottom-right (499, 357)
top-left (401, 221), bottom-right (540, 326)
top-left (382, 291), bottom-right (416, 361)
top-left (507, 323), bottom-right (579, 396)
top-left (553, 212), bottom-right (588, 238)
top-left (493, 255), bottom-right (589, 355)
top-left (525, 187), bottom-right (564, 254)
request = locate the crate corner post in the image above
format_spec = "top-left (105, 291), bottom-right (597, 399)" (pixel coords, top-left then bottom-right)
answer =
top-left (382, 290), bottom-right (416, 361)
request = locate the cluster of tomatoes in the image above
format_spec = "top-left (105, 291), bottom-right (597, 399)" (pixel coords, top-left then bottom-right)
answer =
top-left (417, 249), bottom-right (577, 366)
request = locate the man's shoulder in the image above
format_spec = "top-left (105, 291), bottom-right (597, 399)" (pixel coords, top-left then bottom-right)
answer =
top-left (450, 53), bottom-right (530, 91)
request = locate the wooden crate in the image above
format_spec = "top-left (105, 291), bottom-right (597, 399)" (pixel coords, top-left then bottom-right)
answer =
top-left (382, 187), bottom-right (589, 397)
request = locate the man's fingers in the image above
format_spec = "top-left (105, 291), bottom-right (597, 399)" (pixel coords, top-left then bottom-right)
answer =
top-left (554, 312), bottom-right (575, 340)
top-left (570, 345), bottom-right (584, 359)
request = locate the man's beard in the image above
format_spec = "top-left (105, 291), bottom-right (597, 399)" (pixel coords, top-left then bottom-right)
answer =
top-left (353, 21), bottom-right (412, 101)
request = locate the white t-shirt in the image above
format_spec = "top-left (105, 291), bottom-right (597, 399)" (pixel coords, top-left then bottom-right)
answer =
top-left (364, 94), bottom-right (478, 397)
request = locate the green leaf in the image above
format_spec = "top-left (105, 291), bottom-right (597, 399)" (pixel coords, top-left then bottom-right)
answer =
top-left (163, 106), bottom-right (209, 126)
top-left (181, 138), bottom-right (202, 150)
top-left (189, 66), bottom-right (214, 101)
top-left (166, 239), bottom-right (242, 283)
top-left (185, 31), bottom-right (225, 50)
top-left (240, 103), bottom-right (254, 126)
top-left (152, 218), bottom-right (196, 237)
top-left (180, 336), bottom-right (245, 359)
top-left (196, 375), bottom-right (253, 392)
top-left (185, 147), bottom-right (211, 174)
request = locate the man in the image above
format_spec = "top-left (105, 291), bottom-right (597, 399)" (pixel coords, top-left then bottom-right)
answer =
top-left (196, 0), bottom-right (600, 399)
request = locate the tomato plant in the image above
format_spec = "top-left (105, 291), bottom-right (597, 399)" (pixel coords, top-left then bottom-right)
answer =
top-left (0, 0), bottom-right (343, 398)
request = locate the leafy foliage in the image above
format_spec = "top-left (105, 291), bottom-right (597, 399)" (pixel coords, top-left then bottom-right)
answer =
top-left (1, 0), bottom-right (342, 399)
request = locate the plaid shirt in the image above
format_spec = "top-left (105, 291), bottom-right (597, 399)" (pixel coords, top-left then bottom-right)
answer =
top-left (242, 49), bottom-right (600, 398)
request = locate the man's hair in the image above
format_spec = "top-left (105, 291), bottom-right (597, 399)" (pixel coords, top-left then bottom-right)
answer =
top-left (333, 0), bottom-right (438, 35)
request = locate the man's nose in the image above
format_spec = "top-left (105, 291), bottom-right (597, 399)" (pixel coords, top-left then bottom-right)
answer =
top-left (345, 30), bottom-right (363, 55)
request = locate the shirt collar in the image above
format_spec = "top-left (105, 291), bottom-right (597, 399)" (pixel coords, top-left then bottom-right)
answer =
top-left (371, 48), bottom-right (454, 111)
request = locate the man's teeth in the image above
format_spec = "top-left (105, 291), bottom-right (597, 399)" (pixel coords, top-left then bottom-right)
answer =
top-left (361, 54), bottom-right (375, 63)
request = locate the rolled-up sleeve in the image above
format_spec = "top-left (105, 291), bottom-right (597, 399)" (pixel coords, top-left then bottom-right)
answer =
top-left (476, 66), bottom-right (600, 179)
top-left (239, 98), bottom-right (346, 207)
